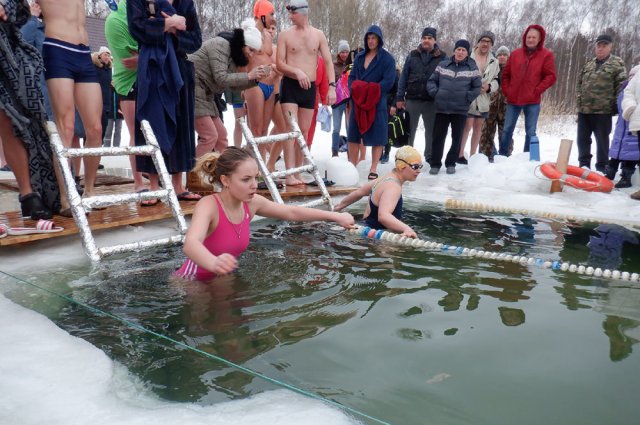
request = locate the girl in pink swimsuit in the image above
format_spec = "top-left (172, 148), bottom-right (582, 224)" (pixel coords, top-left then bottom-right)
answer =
top-left (175, 147), bottom-right (355, 281)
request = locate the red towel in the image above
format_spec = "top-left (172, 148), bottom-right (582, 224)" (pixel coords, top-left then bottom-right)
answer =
top-left (351, 80), bottom-right (381, 134)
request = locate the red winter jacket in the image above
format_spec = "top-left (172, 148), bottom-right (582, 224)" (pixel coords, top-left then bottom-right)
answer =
top-left (502, 24), bottom-right (557, 105)
top-left (351, 80), bottom-right (381, 134)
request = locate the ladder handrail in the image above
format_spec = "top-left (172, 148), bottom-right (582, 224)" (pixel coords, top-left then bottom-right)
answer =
top-left (47, 120), bottom-right (187, 262)
top-left (239, 113), bottom-right (334, 209)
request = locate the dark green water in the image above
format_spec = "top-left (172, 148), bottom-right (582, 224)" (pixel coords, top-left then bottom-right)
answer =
top-left (2, 202), bottom-right (640, 425)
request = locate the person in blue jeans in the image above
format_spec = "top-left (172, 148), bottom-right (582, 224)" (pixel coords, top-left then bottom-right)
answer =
top-left (331, 39), bottom-right (350, 156)
top-left (19, 1), bottom-right (53, 120)
top-left (498, 25), bottom-right (556, 156)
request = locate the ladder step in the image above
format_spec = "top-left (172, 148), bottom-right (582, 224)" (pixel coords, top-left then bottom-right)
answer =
top-left (98, 235), bottom-right (185, 258)
top-left (269, 164), bottom-right (315, 180)
top-left (297, 198), bottom-right (330, 208)
top-left (81, 189), bottom-right (169, 209)
top-left (253, 131), bottom-right (299, 144)
top-left (62, 145), bottom-right (156, 158)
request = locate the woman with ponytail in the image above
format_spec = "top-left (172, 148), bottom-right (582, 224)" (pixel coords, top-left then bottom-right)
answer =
top-left (175, 147), bottom-right (354, 281)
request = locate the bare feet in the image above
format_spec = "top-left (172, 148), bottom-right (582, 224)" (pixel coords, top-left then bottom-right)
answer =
top-left (285, 176), bottom-right (305, 186)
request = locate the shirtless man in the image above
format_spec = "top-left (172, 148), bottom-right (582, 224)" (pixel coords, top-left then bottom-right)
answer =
top-left (38, 0), bottom-right (104, 212)
top-left (276, 0), bottom-right (335, 186)
top-left (458, 31), bottom-right (500, 163)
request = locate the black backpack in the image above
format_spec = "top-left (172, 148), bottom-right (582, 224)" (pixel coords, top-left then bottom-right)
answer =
top-left (388, 109), bottom-right (410, 147)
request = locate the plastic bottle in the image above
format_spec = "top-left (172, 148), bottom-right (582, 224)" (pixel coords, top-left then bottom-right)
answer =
top-left (529, 135), bottom-right (540, 161)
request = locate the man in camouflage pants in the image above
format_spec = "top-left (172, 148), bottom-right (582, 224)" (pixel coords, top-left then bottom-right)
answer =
top-left (576, 34), bottom-right (627, 172)
top-left (479, 45), bottom-right (510, 159)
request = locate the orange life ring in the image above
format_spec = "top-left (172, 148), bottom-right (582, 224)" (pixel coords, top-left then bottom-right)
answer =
top-left (540, 163), bottom-right (614, 193)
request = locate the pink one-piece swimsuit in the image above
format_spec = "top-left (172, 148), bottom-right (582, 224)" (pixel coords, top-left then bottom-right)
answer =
top-left (174, 195), bottom-right (251, 281)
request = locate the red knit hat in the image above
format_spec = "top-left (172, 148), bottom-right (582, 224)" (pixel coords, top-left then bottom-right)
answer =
top-left (254, 0), bottom-right (274, 18)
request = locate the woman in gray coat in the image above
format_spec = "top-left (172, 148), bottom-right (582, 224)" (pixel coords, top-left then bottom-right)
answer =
top-left (189, 20), bottom-right (267, 157)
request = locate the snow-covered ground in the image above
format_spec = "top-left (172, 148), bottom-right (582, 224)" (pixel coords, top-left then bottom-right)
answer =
top-left (1, 111), bottom-right (639, 425)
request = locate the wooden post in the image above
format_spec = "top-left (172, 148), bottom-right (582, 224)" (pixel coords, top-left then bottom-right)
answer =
top-left (550, 139), bottom-right (573, 193)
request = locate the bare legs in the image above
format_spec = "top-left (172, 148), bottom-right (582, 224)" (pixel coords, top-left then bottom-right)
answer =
top-left (119, 100), bottom-right (146, 192)
top-left (232, 106), bottom-right (247, 148)
top-left (47, 78), bottom-right (103, 200)
top-left (347, 141), bottom-right (368, 167)
top-left (459, 116), bottom-right (485, 159)
top-left (266, 99), bottom-right (287, 172)
top-left (280, 103), bottom-right (312, 185)
top-left (0, 111), bottom-right (34, 197)
top-left (245, 85), bottom-right (275, 162)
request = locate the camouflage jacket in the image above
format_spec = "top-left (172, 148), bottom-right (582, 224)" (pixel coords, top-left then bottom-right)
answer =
top-left (576, 55), bottom-right (627, 114)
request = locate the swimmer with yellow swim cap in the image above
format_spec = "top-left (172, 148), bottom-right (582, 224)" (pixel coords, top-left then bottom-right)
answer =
top-left (334, 146), bottom-right (422, 238)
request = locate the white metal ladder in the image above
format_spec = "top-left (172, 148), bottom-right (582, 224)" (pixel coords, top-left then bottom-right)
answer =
top-left (48, 120), bottom-right (187, 262)
top-left (239, 113), bottom-right (333, 209)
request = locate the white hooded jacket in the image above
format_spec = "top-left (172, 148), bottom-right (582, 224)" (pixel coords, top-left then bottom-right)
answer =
top-left (467, 51), bottom-right (501, 115)
top-left (622, 71), bottom-right (640, 134)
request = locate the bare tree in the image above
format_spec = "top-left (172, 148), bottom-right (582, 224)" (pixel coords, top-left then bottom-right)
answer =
top-left (84, 0), bottom-right (640, 112)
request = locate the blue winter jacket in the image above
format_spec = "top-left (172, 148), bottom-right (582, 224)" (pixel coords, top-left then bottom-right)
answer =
top-left (347, 25), bottom-right (396, 146)
top-left (426, 56), bottom-right (482, 115)
top-left (610, 82), bottom-right (640, 161)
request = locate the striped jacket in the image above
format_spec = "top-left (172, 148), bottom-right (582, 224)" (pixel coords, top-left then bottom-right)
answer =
top-left (427, 56), bottom-right (482, 115)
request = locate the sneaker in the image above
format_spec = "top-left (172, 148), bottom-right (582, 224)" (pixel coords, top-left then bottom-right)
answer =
top-left (631, 190), bottom-right (640, 200)
top-left (380, 153), bottom-right (389, 164)
top-left (429, 167), bottom-right (440, 175)
top-left (456, 157), bottom-right (468, 165)
top-left (446, 166), bottom-right (456, 174)
top-left (0, 165), bottom-right (11, 172)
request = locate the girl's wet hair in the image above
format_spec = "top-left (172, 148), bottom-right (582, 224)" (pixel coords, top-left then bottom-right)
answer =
top-left (192, 147), bottom-right (256, 187)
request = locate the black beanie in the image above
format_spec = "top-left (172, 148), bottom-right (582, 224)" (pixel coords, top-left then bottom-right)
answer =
top-left (422, 27), bottom-right (437, 39)
top-left (454, 39), bottom-right (471, 55)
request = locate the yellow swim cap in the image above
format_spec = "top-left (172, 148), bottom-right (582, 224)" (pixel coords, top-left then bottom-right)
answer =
top-left (395, 146), bottom-right (422, 169)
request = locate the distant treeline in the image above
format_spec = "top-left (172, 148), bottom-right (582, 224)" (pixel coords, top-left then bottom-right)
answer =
top-left (89, 0), bottom-right (640, 113)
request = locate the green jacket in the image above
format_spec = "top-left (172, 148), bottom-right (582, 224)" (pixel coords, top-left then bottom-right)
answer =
top-left (576, 55), bottom-right (627, 114)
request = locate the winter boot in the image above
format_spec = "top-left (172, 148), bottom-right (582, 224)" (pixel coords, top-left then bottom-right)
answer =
top-left (604, 164), bottom-right (617, 181)
top-left (615, 169), bottom-right (633, 189)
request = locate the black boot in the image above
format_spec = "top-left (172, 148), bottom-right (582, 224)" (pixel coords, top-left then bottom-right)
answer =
top-left (615, 169), bottom-right (633, 189)
top-left (332, 149), bottom-right (338, 157)
top-left (74, 175), bottom-right (84, 196)
top-left (604, 164), bottom-right (617, 180)
top-left (19, 192), bottom-right (52, 220)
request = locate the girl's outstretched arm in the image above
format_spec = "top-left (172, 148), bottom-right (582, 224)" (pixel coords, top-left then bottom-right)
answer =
top-left (251, 194), bottom-right (355, 229)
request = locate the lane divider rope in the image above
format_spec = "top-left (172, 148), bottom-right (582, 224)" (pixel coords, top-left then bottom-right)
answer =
top-left (444, 198), bottom-right (640, 229)
top-left (0, 270), bottom-right (391, 425)
top-left (347, 225), bottom-right (640, 282)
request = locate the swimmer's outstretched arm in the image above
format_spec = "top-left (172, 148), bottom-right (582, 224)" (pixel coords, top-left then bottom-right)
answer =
top-left (183, 197), bottom-right (238, 275)
top-left (251, 194), bottom-right (355, 229)
top-left (333, 181), bottom-right (375, 212)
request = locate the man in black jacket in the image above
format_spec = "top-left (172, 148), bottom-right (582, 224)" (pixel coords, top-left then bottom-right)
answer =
top-left (396, 27), bottom-right (446, 163)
